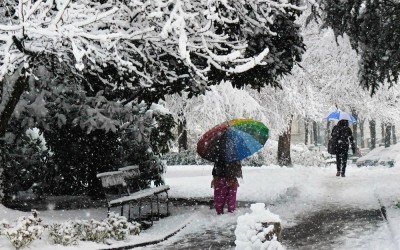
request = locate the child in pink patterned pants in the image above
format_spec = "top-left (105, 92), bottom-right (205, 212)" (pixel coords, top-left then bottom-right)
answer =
top-left (211, 160), bottom-right (242, 215)
top-left (212, 177), bottom-right (238, 214)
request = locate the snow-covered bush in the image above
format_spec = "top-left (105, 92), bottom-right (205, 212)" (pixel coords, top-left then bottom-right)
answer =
top-left (48, 221), bottom-right (81, 246)
top-left (104, 213), bottom-right (141, 240)
top-left (75, 219), bottom-right (111, 243)
top-left (162, 150), bottom-right (209, 166)
top-left (3, 210), bottom-right (44, 250)
top-left (0, 219), bottom-right (10, 235)
top-left (291, 144), bottom-right (326, 167)
top-left (235, 203), bottom-right (284, 250)
top-left (48, 213), bottom-right (141, 246)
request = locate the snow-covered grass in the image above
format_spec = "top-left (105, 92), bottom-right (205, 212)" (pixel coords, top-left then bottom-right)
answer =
top-left (1, 163), bottom-right (400, 249)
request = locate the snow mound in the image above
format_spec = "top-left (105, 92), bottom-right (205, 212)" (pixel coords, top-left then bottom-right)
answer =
top-left (235, 203), bottom-right (284, 250)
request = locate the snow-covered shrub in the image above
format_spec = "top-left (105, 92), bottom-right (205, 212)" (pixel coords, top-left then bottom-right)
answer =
top-left (0, 219), bottom-right (10, 235)
top-left (48, 221), bottom-right (81, 246)
top-left (48, 213), bottom-right (141, 245)
top-left (291, 144), bottom-right (326, 167)
top-left (1, 128), bottom-right (52, 201)
top-left (243, 148), bottom-right (276, 167)
top-left (104, 213), bottom-right (141, 240)
top-left (162, 150), bottom-right (209, 165)
top-left (243, 142), bottom-right (325, 167)
top-left (4, 210), bottom-right (44, 250)
top-left (235, 203), bottom-right (283, 250)
top-left (77, 213), bottom-right (140, 242)
top-left (76, 219), bottom-right (111, 243)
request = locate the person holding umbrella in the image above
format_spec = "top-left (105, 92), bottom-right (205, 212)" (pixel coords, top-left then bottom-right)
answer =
top-left (197, 119), bottom-right (269, 215)
top-left (211, 160), bottom-right (242, 214)
top-left (331, 119), bottom-right (356, 177)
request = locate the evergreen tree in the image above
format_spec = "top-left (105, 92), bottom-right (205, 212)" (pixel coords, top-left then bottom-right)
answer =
top-left (319, 0), bottom-right (400, 94)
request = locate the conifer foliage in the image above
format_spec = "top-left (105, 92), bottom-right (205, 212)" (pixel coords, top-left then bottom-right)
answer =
top-left (320, 0), bottom-right (400, 94)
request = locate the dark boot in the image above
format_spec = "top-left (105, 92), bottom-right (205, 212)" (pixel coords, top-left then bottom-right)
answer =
top-left (336, 171), bottom-right (340, 176)
top-left (341, 172), bottom-right (346, 177)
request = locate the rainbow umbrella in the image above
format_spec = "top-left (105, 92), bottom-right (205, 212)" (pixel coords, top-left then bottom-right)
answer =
top-left (197, 119), bottom-right (269, 163)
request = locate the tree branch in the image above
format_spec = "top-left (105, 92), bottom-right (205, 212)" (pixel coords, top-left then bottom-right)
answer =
top-left (11, 35), bottom-right (36, 57)
top-left (0, 72), bottom-right (30, 138)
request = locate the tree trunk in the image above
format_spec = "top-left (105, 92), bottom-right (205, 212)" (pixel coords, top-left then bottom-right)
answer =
top-left (392, 125), bottom-right (397, 144)
top-left (325, 120), bottom-right (331, 146)
top-left (304, 120), bottom-right (309, 145)
top-left (359, 119), bottom-right (365, 148)
top-left (351, 109), bottom-right (358, 150)
top-left (313, 121), bottom-right (319, 146)
top-left (369, 120), bottom-right (376, 150)
top-left (277, 120), bottom-right (292, 167)
top-left (385, 124), bottom-right (391, 148)
top-left (381, 123), bottom-right (385, 145)
top-left (177, 114), bottom-right (188, 152)
top-left (0, 140), bottom-right (5, 201)
top-left (0, 73), bottom-right (30, 138)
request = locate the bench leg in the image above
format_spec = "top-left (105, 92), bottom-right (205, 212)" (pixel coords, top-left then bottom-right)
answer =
top-left (138, 199), bottom-right (142, 222)
top-left (128, 203), bottom-right (131, 221)
top-left (107, 206), bottom-right (111, 217)
top-left (166, 191), bottom-right (169, 216)
top-left (156, 194), bottom-right (160, 219)
top-left (121, 205), bottom-right (124, 217)
top-left (150, 196), bottom-right (153, 226)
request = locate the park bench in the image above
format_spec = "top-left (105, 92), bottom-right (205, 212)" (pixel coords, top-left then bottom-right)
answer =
top-left (96, 165), bottom-right (170, 226)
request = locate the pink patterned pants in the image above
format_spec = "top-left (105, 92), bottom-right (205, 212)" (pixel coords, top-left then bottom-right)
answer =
top-left (213, 177), bottom-right (238, 214)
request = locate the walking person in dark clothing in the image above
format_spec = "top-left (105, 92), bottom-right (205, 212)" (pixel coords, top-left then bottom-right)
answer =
top-left (331, 119), bottom-right (356, 177)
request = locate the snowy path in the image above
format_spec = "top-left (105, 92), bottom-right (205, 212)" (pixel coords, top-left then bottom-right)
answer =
top-left (264, 168), bottom-right (398, 250)
top-left (1, 165), bottom-right (400, 250)
top-left (138, 165), bottom-right (400, 250)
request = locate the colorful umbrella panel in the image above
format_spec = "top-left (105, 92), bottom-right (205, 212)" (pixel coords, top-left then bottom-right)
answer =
top-left (197, 119), bottom-right (269, 163)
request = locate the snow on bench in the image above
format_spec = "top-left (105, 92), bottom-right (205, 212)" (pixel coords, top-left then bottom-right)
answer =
top-left (97, 166), bottom-right (170, 224)
top-left (110, 185), bottom-right (170, 206)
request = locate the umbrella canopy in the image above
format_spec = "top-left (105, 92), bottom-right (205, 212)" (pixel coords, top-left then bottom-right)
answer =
top-left (196, 119), bottom-right (269, 163)
top-left (325, 110), bottom-right (357, 124)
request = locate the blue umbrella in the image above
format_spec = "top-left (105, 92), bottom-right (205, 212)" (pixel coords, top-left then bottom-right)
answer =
top-left (325, 110), bottom-right (357, 124)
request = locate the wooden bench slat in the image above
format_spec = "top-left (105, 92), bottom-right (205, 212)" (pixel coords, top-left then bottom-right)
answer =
top-left (118, 165), bottom-right (139, 171)
top-left (152, 185), bottom-right (170, 194)
top-left (97, 171), bottom-right (125, 187)
top-left (109, 185), bottom-right (170, 206)
top-left (96, 171), bottom-right (123, 178)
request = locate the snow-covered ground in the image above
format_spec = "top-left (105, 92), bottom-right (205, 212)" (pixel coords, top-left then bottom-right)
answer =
top-left (1, 161), bottom-right (400, 249)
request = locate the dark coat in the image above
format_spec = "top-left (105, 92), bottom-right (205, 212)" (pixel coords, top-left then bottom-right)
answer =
top-left (331, 120), bottom-right (356, 154)
top-left (212, 160), bottom-right (243, 178)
